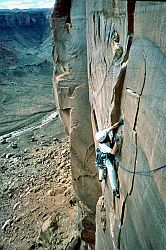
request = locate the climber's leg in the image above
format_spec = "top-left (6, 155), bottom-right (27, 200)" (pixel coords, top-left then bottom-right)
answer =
top-left (106, 158), bottom-right (120, 198)
top-left (98, 167), bottom-right (107, 182)
top-left (106, 158), bottom-right (118, 189)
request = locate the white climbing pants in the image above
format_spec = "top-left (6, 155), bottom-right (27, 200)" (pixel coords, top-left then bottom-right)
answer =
top-left (98, 167), bottom-right (106, 182)
top-left (105, 158), bottom-right (118, 190)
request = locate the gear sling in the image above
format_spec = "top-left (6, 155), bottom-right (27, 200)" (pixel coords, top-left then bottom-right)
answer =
top-left (95, 147), bottom-right (117, 185)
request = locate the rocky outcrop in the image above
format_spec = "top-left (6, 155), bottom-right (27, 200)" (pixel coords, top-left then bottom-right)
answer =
top-left (52, 0), bottom-right (166, 249)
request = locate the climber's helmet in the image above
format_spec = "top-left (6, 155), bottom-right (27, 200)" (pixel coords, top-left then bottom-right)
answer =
top-left (95, 130), bottom-right (107, 143)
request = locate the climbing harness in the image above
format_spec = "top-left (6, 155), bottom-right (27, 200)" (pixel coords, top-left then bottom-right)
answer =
top-left (118, 163), bottom-right (166, 176)
top-left (95, 148), bottom-right (107, 168)
top-left (95, 148), bottom-right (119, 188)
top-left (95, 148), bottom-right (107, 182)
top-left (95, 148), bottom-right (117, 170)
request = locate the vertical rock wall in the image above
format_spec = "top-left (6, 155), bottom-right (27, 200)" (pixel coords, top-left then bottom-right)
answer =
top-left (119, 2), bottom-right (166, 250)
top-left (86, 2), bottom-right (129, 249)
top-left (52, 0), bottom-right (166, 249)
top-left (51, 0), bottom-right (101, 246)
top-left (86, 1), bottom-right (166, 250)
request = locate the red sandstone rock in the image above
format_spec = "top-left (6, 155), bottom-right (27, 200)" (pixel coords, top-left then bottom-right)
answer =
top-left (52, 1), bottom-right (166, 249)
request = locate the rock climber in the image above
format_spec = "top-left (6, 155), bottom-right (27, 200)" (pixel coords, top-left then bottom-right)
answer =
top-left (95, 117), bottom-right (124, 198)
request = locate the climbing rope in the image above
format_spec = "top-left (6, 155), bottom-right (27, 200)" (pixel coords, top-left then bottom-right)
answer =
top-left (118, 164), bottom-right (166, 176)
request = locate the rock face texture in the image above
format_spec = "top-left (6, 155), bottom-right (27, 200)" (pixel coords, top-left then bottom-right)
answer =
top-left (51, 0), bottom-right (101, 246)
top-left (52, 1), bottom-right (166, 249)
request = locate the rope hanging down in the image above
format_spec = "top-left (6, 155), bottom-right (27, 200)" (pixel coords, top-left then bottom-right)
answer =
top-left (118, 164), bottom-right (166, 176)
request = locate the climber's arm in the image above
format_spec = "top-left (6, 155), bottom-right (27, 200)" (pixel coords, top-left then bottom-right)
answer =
top-left (108, 121), bottom-right (119, 131)
top-left (108, 116), bottom-right (124, 131)
top-left (99, 142), bottom-right (117, 155)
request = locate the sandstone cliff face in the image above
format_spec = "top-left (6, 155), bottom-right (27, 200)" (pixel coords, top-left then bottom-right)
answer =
top-left (51, 0), bottom-right (101, 246)
top-left (52, 1), bottom-right (166, 249)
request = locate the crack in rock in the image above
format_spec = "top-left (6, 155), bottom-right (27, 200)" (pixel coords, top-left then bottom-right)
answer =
top-left (117, 41), bottom-right (147, 249)
top-left (133, 42), bottom-right (147, 131)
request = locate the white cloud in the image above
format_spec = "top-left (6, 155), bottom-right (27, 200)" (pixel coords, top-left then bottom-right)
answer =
top-left (0, 0), bottom-right (54, 9)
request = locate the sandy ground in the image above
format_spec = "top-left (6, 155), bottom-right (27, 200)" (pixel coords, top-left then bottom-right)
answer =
top-left (0, 116), bottom-right (79, 250)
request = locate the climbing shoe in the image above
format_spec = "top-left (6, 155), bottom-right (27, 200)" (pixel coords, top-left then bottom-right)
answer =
top-left (113, 189), bottom-right (120, 198)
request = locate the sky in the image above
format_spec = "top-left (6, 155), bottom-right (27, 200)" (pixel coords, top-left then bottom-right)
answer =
top-left (0, 0), bottom-right (54, 9)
